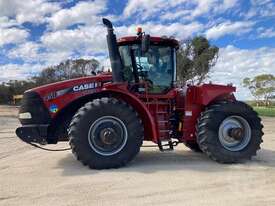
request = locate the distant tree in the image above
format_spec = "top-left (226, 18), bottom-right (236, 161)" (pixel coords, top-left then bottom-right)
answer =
top-left (243, 74), bottom-right (275, 106)
top-left (177, 36), bottom-right (219, 84)
top-left (0, 83), bottom-right (11, 104)
top-left (32, 58), bottom-right (100, 85)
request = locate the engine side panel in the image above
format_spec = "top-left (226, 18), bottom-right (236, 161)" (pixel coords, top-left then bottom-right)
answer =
top-left (32, 75), bottom-right (112, 118)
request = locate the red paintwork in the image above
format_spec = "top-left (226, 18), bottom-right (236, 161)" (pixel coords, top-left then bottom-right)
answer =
top-left (102, 83), bottom-right (159, 142)
top-left (33, 74), bottom-right (112, 118)
top-left (29, 70), bottom-right (236, 144)
top-left (181, 84), bottom-right (236, 142)
top-left (118, 36), bottom-right (179, 48)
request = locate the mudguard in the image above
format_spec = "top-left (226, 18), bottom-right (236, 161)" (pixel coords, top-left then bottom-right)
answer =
top-left (182, 83), bottom-right (236, 142)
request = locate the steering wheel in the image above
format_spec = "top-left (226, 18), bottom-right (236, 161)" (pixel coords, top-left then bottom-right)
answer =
top-left (135, 64), bottom-right (154, 90)
top-left (136, 63), bottom-right (146, 77)
top-left (136, 63), bottom-right (143, 71)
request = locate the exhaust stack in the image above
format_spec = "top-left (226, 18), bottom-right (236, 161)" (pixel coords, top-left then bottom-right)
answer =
top-left (102, 18), bottom-right (124, 83)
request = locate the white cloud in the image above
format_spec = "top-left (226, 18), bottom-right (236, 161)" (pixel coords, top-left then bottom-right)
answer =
top-left (0, 27), bottom-right (29, 47)
top-left (205, 21), bottom-right (255, 40)
top-left (259, 28), bottom-right (275, 39)
top-left (0, 63), bottom-right (43, 82)
top-left (191, 0), bottom-right (216, 18)
top-left (245, 0), bottom-right (275, 19)
top-left (41, 26), bottom-right (106, 53)
top-left (160, 10), bottom-right (191, 21)
top-left (0, 17), bottom-right (19, 28)
top-left (211, 45), bottom-right (275, 100)
top-left (116, 22), bottom-right (203, 41)
top-left (7, 42), bottom-right (80, 67)
top-left (41, 20), bottom-right (203, 59)
top-left (7, 41), bottom-right (76, 66)
top-left (123, 0), bottom-right (167, 19)
top-left (8, 42), bottom-right (41, 63)
top-left (218, 0), bottom-right (238, 11)
top-left (47, 0), bottom-right (106, 30)
top-left (0, 0), bottom-right (60, 24)
top-left (124, 0), bottom-right (238, 21)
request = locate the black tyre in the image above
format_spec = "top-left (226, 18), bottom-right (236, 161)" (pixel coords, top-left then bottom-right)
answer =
top-left (68, 98), bottom-right (144, 169)
top-left (184, 142), bottom-right (202, 152)
top-left (197, 101), bottom-right (263, 163)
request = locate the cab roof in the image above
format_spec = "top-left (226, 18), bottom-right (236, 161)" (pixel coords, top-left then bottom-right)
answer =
top-left (117, 36), bottom-right (179, 49)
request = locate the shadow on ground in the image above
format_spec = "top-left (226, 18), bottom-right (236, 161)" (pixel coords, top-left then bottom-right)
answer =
top-left (57, 147), bottom-right (275, 176)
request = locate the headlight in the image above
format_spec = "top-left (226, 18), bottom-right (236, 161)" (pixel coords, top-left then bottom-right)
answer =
top-left (19, 112), bottom-right (32, 119)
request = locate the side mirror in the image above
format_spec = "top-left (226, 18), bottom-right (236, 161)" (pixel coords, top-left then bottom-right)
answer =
top-left (141, 34), bottom-right (150, 53)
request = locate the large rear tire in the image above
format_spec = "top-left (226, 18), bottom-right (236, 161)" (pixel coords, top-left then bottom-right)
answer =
top-left (197, 101), bottom-right (263, 163)
top-left (68, 98), bottom-right (144, 169)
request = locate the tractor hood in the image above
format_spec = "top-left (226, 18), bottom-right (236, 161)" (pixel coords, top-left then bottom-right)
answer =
top-left (27, 73), bottom-right (112, 99)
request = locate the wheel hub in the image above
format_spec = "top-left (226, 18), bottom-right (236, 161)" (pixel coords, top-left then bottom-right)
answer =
top-left (100, 128), bottom-right (117, 145)
top-left (88, 116), bottom-right (128, 156)
top-left (218, 115), bottom-right (251, 152)
top-left (228, 127), bottom-right (244, 140)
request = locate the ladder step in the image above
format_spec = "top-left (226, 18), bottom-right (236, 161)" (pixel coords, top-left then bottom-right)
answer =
top-left (146, 102), bottom-right (169, 105)
top-left (156, 111), bottom-right (167, 114)
top-left (158, 139), bottom-right (174, 151)
top-left (158, 120), bottom-right (168, 123)
top-left (159, 129), bottom-right (170, 132)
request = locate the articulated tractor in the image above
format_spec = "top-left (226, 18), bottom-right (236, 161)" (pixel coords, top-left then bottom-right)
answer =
top-left (16, 19), bottom-right (263, 169)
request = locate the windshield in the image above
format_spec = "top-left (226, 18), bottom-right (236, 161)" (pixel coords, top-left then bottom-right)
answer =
top-left (119, 44), bottom-right (174, 93)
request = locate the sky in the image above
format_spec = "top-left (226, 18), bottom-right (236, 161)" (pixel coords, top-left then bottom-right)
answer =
top-left (0, 0), bottom-right (275, 99)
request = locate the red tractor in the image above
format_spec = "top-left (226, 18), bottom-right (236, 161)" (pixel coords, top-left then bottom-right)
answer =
top-left (16, 19), bottom-right (263, 169)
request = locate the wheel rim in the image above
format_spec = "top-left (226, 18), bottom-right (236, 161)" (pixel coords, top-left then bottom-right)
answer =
top-left (218, 115), bottom-right (251, 152)
top-left (88, 116), bottom-right (128, 156)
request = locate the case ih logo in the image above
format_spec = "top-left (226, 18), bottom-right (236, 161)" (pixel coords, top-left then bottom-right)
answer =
top-left (73, 82), bottom-right (100, 92)
top-left (45, 82), bottom-right (102, 101)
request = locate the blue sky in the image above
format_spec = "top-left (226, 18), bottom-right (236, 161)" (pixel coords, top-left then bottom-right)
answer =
top-left (0, 0), bottom-right (275, 99)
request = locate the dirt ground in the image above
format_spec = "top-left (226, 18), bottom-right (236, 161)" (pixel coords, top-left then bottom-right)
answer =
top-left (0, 106), bottom-right (275, 206)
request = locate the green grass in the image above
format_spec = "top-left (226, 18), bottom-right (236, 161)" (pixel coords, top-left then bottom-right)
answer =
top-left (253, 106), bottom-right (275, 117)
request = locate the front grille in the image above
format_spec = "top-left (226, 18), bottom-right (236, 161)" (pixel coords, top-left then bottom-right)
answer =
top-left (19, 91), bottom-right (51, 125)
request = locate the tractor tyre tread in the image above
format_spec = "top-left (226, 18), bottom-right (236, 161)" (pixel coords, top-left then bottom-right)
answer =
top-left (68, 97), bottom-right (144, 169)
top-left (196, 101), bottom-right (263, 163)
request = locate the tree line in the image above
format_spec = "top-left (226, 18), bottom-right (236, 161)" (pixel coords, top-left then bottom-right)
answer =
top-left (0, 59), bottom-right (100, 104)
top-left (0, 36), bottom-right (219, 104)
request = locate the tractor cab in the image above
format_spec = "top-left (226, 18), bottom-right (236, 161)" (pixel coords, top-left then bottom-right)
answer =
top-left (117, 34), bottom-right (178, 94)
top-left (102, 18), bottom-right (178, 94)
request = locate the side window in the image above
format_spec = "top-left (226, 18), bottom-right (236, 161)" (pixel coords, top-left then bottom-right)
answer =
top-left (119, 46), bottom-right (134, 82)
top-left (138, 46), bottom-right (173, 93)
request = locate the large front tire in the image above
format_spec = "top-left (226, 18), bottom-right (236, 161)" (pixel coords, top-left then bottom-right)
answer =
top-left (197, 101), bottom-right (263, 163)
top-left (68, 98), bottom-right (144, 169)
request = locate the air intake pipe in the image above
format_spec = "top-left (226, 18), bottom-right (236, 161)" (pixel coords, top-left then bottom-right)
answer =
top-left (102, 18), bottom-right (124, 83)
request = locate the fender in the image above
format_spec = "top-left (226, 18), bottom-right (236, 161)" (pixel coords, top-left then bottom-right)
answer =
top-left (182, 84), bottom-right (236, 142)
top-left (44, 82), bottom-right (158, 143)
top-left (192, 84), bottom-right (236, 105)
top-left (102, 83), bottom-right (158, 143)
